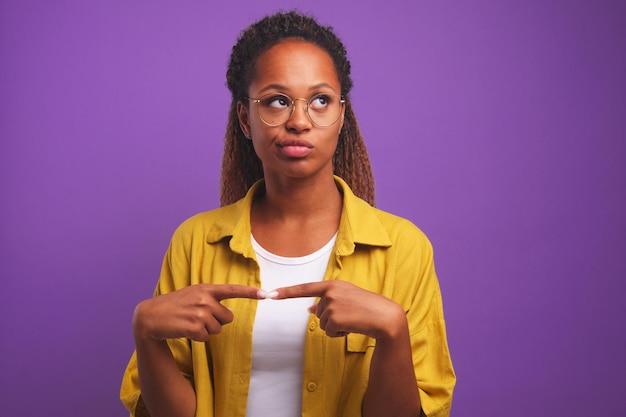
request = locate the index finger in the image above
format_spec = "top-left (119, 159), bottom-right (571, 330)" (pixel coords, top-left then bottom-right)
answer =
top-left (209, 284), bottom-right (264, 301)
top-left (272, 282), bottom-right (330, 300)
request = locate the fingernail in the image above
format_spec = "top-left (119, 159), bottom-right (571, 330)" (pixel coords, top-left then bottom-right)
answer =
top-left (257, 289), bottom-right (268, 299)
top-left (266, 290), bottom-right (279, 299)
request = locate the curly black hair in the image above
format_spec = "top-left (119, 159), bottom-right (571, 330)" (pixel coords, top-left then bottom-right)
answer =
top-left (220, 10), bottom-right (375, 206)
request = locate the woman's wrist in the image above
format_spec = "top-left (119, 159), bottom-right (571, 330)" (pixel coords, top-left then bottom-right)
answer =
top-left (132, 300), bottom-right (158, 342)
top-left (374, 303), bottom-right (409, 341)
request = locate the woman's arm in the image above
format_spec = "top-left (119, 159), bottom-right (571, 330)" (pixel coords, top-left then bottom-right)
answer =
top-left (131, 284), bottom-right (263, 417)
top-left (133, 301), bottom-right (197, 417)
top-left (362, 305), bottom-right (421, 417)
top-left (272, 281), bottom-right (423, 416)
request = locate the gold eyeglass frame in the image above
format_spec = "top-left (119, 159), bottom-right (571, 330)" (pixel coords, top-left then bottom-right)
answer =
top-left (246, 93), bottom-right (346, 127)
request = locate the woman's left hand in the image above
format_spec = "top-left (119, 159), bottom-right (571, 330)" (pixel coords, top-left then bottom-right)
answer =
top-left (271, 281), bottom-right (406, 340)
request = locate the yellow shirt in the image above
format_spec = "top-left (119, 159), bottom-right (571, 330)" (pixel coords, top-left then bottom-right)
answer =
top-left (120, 177), bottom-right (455, 417)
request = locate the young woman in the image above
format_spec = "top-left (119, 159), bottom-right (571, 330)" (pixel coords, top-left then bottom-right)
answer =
top-left (121, 11), bottom-right (455, 417)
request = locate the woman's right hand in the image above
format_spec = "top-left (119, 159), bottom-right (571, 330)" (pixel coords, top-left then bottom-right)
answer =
top-left (132, 284), bottom-right (262, 343)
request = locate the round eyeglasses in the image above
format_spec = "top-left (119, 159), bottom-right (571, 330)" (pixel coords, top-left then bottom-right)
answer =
top-left (247, 93), bottom-right (345, 127)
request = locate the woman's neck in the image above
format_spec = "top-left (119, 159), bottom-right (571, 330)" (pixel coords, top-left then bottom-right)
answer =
top-left (258, 174), bottom-right (342, 221)
top-left (250, 173), bottom-right (342, 256)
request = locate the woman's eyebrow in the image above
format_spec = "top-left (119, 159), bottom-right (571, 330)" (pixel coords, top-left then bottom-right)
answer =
top-left (256, 83), bottom-right (339, 95)
top-left (309, 83), bottom-right (337, 92)
top-left (257, 84), bottom-right (288, 95)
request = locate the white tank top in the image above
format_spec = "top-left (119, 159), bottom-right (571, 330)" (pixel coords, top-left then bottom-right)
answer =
top-left (245, 233), bottom-right (337, 416)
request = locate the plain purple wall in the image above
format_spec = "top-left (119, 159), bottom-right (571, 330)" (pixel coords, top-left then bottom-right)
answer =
top-left (1, 1), bottom-right (624, 416)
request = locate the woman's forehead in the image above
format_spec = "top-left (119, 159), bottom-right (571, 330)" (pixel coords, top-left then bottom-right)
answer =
top-left (249, 40), bottom-right (341, 94)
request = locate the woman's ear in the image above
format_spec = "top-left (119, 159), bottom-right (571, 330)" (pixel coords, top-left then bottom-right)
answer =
top-left (237, 101), bottom-right (252, 139)
top-left (338, 108), bottom-right (345, 136)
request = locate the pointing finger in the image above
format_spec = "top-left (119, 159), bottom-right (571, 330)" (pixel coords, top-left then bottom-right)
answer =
top-left (210, 284), bottom-right (264, 301)
top-left (272, 282), bottom-right (330, 300)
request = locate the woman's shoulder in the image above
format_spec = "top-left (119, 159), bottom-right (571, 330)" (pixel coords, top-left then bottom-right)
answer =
top-left (354, 201), bottom-right (434, 257)
top-left (340, 179), bottom-right (433, 251)
top-left (170, 202), bottom-right (244, 241)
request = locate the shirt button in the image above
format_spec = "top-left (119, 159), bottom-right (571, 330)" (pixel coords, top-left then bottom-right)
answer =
top-left (307, 381), bottom-right (317, 392)
top-left (308, 321), bottom-right (317, 331)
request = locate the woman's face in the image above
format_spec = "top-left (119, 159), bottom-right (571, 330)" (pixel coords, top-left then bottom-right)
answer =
top-left (237, 39), bottom-right (344, 183)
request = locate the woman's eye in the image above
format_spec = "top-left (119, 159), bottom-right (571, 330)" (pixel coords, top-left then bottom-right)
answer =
top-left (310, 95), bottom-right (330, 110)
top-left (265, 96), bottom-right (290, 109)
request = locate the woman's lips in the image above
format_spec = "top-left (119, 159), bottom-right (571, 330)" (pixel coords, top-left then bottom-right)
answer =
top-left (277, 139), bottom-right (313, 158)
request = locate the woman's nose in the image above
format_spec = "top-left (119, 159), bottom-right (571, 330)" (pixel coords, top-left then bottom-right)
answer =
top-left (285, 98), bottom-right (312, 131)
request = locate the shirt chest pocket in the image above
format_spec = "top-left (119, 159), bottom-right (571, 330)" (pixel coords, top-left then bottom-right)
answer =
top-left (346, 333), bottom-right (376, 352)
top-left (341, 333), bottom-right (376, 400)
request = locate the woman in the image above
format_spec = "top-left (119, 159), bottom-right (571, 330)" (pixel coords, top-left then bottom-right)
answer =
top-left (121, 11), bottom-right (455, 417)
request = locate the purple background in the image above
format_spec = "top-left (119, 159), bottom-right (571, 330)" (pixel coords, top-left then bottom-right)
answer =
top-left (1, 1), bottom-right (624, 416)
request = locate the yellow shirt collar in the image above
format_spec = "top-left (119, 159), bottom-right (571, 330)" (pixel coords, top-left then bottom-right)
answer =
top-left (205, 176), bottom-right (392, 257)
